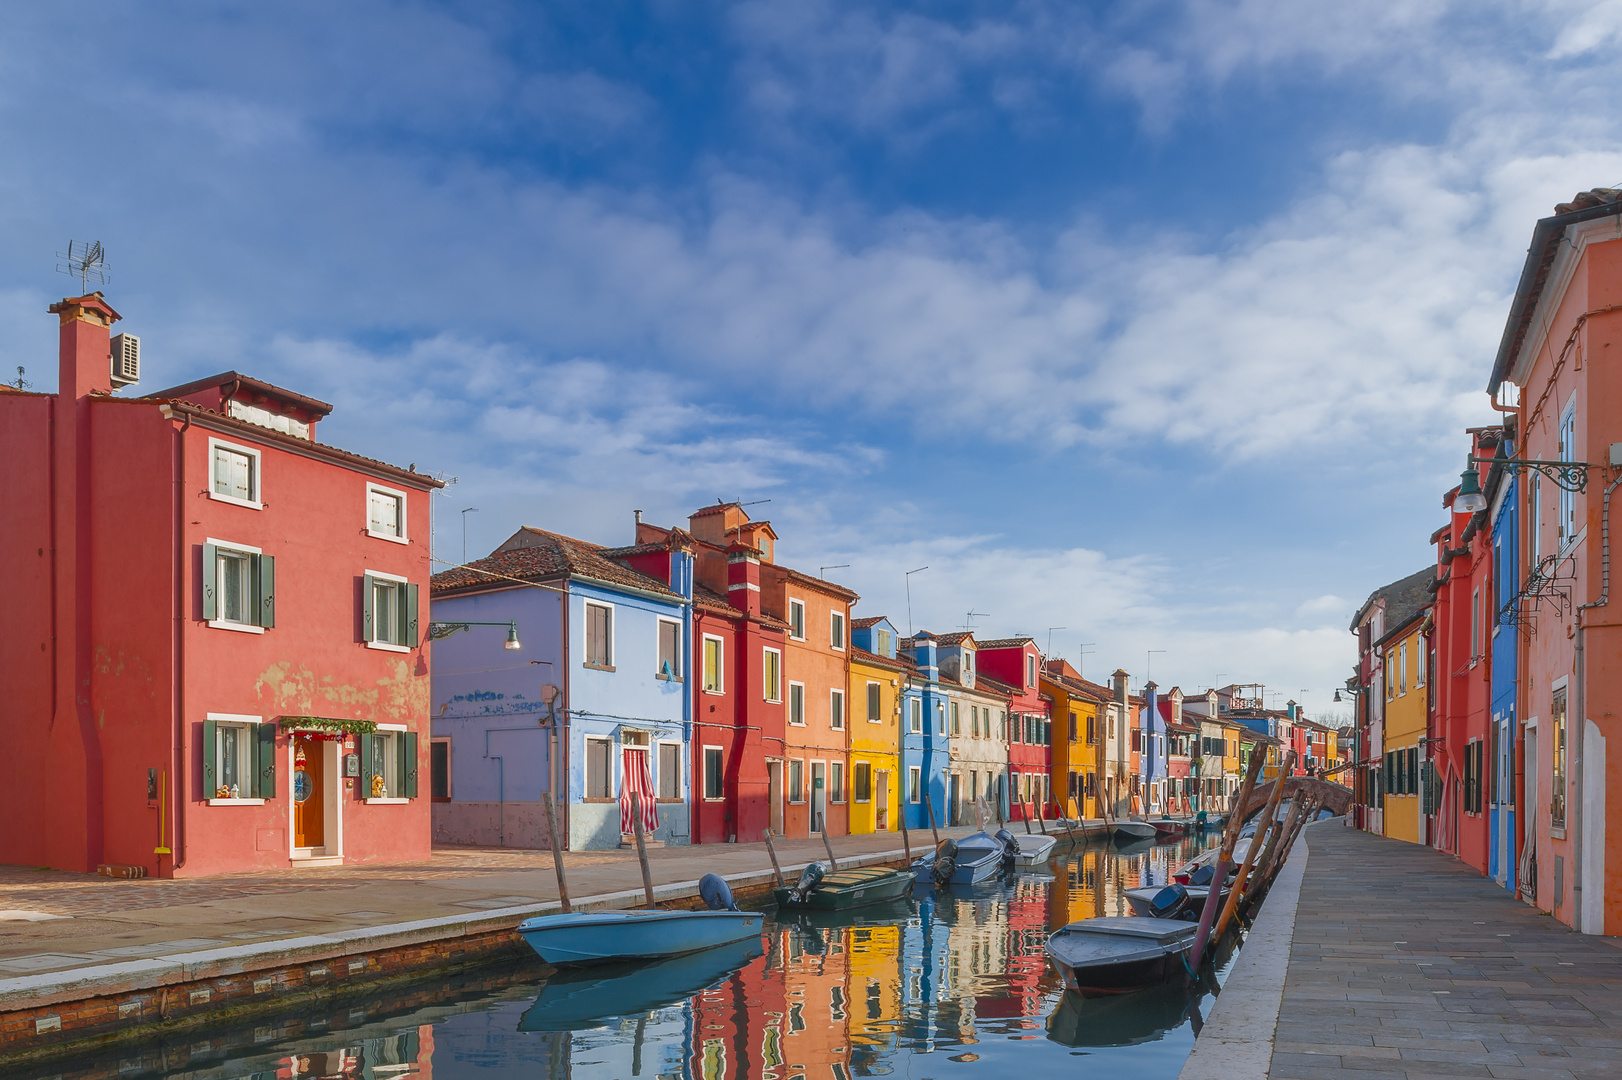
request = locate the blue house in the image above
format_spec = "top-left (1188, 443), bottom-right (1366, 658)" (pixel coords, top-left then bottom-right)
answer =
top-left (1489, 449), bottom-right (1518, 892)
top-left (430, 527), bottom-right (693, 851)
top-left (1140, 681), bottom-right (1166, 812)
top-left (900, 633), bottom-right (951, 832)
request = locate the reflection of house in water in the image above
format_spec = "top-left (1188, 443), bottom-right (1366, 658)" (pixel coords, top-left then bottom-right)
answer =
top-left (974, 878), bottom-right (1049, 1027)
top-left (685, 945), bottom-right (785, 1080)
top-left (845, 922), bottom-right (905, 1071)
top-left (778, 925), bottom-right (855, 1080)
top-left (1049, 847), bottom-right (1106, 927)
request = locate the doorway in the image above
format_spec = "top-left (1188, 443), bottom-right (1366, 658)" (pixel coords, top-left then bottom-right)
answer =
top-left (948, 772), bottom-right (960, 826)
top-left (876, 770), bottom-right (891, 830)
top-left (767, 760), bottom-right (783, 836)
top-left (811, 762), bottom-right (826, 833)
top-left (293, 735), bottom-right (325, 851)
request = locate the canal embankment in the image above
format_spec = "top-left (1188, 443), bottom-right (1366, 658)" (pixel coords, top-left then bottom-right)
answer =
top-left (0, 821), bottom-right (1113, 1065)
top-left (1188, 819), bottom-right (1622, 1080)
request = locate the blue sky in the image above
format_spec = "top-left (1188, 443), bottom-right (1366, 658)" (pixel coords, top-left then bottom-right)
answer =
top-left (7, 0), bottom-right (1622, 718)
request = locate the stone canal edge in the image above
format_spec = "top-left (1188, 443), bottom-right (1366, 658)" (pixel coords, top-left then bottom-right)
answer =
top-left (1178, 825), bottom-right (1312, 1080)
top-left (0, 843), bottom-right (918, 1067)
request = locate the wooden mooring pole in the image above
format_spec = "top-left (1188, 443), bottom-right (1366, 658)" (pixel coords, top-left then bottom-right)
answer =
top-left (762, 828), bottom-right (785, 886)
top-left (926, 794), bottom-right (941, 848)
top-left (1214, 753), bottom-right (1293, 938)
top-left (1188, 749), bottom-right (1265, 968)
top-left (821, 830), bottom-right (840, 871)
top-left (543, 791), bottom-right (572, 914)
top-left (631, 791), bottom-right (656, 909)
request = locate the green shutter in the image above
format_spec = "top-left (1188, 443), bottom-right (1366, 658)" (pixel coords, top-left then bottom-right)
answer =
top-left (401, 731), bottom-right (419, 798)
top-left (255, 722), bottom-right (277, 799)
top-left (202, 719), bottom-right (217, 795)
top-left (255, 554), bottom-right (276, 628)
top-left (201, 544), bottom-right (218, 620)
top-left (362, 575), bottom-right (374, 642)
top-left (361, 731), bottom-right (374, 787)
top-left (403, 583), bottom-right (419, 648)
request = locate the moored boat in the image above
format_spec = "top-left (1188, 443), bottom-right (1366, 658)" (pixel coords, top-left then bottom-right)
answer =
top-left (1123, 882), bottom-right (1230, 920)
top-left (518, 909), bottom-right (763, 967)
top-left (911, 830), bottom-right (1007, 884)
top-left (1009, 832), bottom-right (1058, 865)
top-left (1045, 916), bottom-right (1199, 994)
top-left (1111, 821), bottom-right (1158, 844)
top-left (1152, 819), bottom-right (1188, 842)
top-left (773, 864), bottom-right (916, 911)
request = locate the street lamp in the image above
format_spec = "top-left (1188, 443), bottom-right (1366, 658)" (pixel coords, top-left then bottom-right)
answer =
top-left (429, 619), bottom-right (522, 651)
top-left (1467, 452), bottom-right (1597, 495)
top-left (1453, 461), bottom-right (1487, 514)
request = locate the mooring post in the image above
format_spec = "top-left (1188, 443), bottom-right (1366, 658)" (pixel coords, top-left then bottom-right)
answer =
top-left (898, 811), bottom-right (912, 865)
top-left (762, 828), bottom-right (785, 886)
top-left (821, 830), bottom-right (839, 871)
top-left (631, 791), bottom-right (656, 909)
top-left (543, 790), bottom-right (572, 913)
top-left (1215, 753), bottom-right (1293, 937)
top-left (1035, 799), bottom-right (1050, 835)
top-left (926, 794), bottom-right (941, 848)
top-left (1189, 749), bottom-right (1266, 968)
top-left (1022, 798), bottom-right (1033, 835)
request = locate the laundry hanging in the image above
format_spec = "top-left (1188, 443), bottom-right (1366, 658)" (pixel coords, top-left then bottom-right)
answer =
top-left (620, 747), bottom-right (659, 835)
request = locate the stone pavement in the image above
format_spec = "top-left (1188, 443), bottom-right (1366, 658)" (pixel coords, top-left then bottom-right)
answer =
top-left (0, 826), bottom-right (983, 980)
top-left (1271, 821), bottom-right (1622, 1080)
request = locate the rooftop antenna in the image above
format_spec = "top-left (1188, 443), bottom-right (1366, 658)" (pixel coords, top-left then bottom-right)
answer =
top-left (1077, 643), bottom-right (1096, 680)
top-left (1145, 649), bottom-right (1166, 686)
top-left (1046, 626), bottom-right (1066, 658)
top-left (461, 507), bottom-right (479, 564)
top-left (905, 566), bottom-right (928, 635)
top-left (962, 610), bottom-right (988, 631)
top-left (11, 366), bottom-right (29, 391)
top-left (57, 240), bottom-right (108, 293)
top-left (819, 564), bottom-right (849, 579)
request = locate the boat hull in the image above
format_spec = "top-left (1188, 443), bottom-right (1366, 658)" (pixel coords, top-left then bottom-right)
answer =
top-left (773, 867), bottom-right (915, 911)
top-left (1044, 917), bottom-right (1198, 995)
top-left (1123, 884), bottom-right (1229, 919)
top-left (518, 910), bottom-right (763, 967)
top-left (1011, 835), bottom-right (1058, 865)
top-left (1112, 822), bottom-right (1158, 844)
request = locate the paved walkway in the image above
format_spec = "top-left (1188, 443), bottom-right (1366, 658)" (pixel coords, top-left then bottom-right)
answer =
top-left (0, 827), bottom-right (986, 980)
top-left (1271, 822), bottom-right (1622, 1080)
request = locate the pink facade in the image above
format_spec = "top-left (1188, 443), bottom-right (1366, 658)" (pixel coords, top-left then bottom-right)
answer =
top-left (0, 293), bottom-right (439, 876)
top-left (977, 638), bottom-right (1050, 819)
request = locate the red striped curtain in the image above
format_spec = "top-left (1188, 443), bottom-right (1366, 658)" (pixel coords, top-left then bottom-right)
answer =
top-left (620, 747), bottom-right (659, 835)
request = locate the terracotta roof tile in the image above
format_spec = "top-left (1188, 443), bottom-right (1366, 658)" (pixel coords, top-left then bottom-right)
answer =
top-left (851, 647), bottom-right (913, 675)
top-left (975, 637), bottom-right (1034, 650)
top-left (432, 527), bottom-right (682, 600)
top-left (852, 615), bottom-right (889, 629)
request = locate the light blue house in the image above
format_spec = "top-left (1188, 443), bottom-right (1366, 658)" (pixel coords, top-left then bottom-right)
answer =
top-left (1140, 681), bottom-right (1166, 812)
top-left (430, 527), bottom-right (693, 851)
top-left (1489, 446), bottom-right (1518, 892)
top-left (900, 633), bottom-right (951, 832)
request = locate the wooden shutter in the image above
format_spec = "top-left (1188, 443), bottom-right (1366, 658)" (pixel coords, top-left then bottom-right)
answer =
top-left (403, 583), bottom-right (419, 648)
top-left (401, 732), bottom-right (419, 798)
top-left (255, 722), bottom-right (277, 798)
top-left (201, 544), bottom-right (218, 620)
top-left (361, 731), bottom-right (375, 788)
top-left (202, 719), bottom-right (217, 795)
top-left (254, 554), bottom-right (276, 628)
top-left (362, 576), bottom-right (375, 642)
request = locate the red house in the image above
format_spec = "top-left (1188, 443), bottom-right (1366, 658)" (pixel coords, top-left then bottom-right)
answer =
top-left (976, 638), bottom-right (1050, 821)
top-left (0, 293), bottom-right (440, 876)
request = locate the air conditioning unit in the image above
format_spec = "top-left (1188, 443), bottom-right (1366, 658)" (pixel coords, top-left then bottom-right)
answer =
top-left (110, 333), bottom-right (140, 388)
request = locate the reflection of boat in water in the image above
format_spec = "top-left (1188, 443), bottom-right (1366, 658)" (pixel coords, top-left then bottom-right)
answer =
top-left (518, 936), bottom-right (764, 1031)
top-left (1112, 836), bottom-right (1156, 858)
top-left (1045, 978), bottom-right (1204, 1047)
top-left (784, 895), bottom-right (914, 930)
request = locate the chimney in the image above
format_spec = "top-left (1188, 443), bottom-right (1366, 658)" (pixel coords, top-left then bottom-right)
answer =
top-left (726, 543), bottom-right (761, 616)
top-left (909, 634), bottom-right (939, 681)
top-left (50, 293), bottom-right (120, 401)
top-left (1287, 700), bottom-right (1298, 721)
top-left (1112, 668), bottom-right (1129, 706)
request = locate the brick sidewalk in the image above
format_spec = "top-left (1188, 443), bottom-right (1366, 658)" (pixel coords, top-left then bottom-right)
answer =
top-left (0, 826), bottom-right (983, 977)
top-left (1271, 824), bottom-right (1622, 1080)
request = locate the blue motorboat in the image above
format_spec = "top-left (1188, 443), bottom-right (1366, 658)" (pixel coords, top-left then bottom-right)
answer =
top-left (518, 909), bottom-right (763, 966)
top-left (911, 830), bottom-right (1007, 885)
top-left (518, 935), bottom-right (764, 1030)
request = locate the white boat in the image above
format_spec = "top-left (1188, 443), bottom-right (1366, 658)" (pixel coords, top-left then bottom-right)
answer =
top-left (1009, 833), bottom-right (1058, 865)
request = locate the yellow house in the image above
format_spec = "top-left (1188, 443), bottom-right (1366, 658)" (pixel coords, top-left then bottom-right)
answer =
top-left (849, 618), bottom-right (906, 834)
top-left (1040, 660), bottom-right (1105, 819)
top-left (1379, 612), bottom-right (1430, 844)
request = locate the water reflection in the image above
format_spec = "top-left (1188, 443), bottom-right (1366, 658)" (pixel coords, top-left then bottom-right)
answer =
top-left (98, 835), bottom-right (1229, 1080)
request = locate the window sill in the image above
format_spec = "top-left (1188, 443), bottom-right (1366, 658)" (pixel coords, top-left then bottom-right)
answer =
top-left (365, 797), bottom-right (409, 805)
top-left (209, 797), bottom-right (265, 806)
top-left (366, 640), bottom-right (412, 654)
top-left (209, 492), bottom-right (262, 511)
top-left (582, 797), bottom-right (617, 804)
top-left (788, 720), bottom-right (806, 727)
top-left (367, 530), bottom-right (410, 545)
top-left (582, 662), bottom-right (616, 672)
top-left (703, 688), bottom-right (725, 696)
top-left (209, 620), bottom-right (265, 635)
top-left (655, 674), bottom-right (684, 683)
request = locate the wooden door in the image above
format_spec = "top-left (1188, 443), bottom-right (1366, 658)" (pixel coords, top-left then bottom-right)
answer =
top-left (293, 736), bottom-right (325, 849)
top-left (876, 771), bottom-right (890, 831)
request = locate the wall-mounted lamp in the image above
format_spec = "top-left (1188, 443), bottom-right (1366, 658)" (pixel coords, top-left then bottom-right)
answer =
top-left (429, 618), bottom-right (522, 651)
top-left (1466, 449), bottom-right (1599, 499)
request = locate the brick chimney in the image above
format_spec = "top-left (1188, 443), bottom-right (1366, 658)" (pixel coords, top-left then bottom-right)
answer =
top-left (1112, 668), bottom-right (1129, 706)
top-left (50, 293), bottom-right (120, 401)
top-left (726, 543), bottom-right (761, 616)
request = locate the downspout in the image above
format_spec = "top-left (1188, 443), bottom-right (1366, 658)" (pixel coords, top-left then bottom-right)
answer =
top-left (1572, 466), bottom-right (1621, 932)
top-left (163, 405), bottom-right (191, 872)
top-left (558, 580), bottom-right (571, 848)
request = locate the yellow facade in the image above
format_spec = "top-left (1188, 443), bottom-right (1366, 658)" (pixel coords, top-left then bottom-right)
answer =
top-left (1041, 672), bottom-right (1103, 819)
top-left (848, 652), bottom-right (903, 834)
top-left (1382, 621), bottom-right (1428, 844)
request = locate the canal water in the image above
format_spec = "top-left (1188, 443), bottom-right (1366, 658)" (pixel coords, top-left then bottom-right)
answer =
top-left (66, 833), bottom-right (1238, 1080)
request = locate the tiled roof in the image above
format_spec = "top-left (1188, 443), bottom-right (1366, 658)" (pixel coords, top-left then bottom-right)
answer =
top-left (851, 647), bottom-right (912, 675)
top-left (777, 565), bottom-right (859, 602)
top-left (144, 370), bottom-right (333, 418)
top-left (1354, 565), bottom-right (1433, 636)
top-left (975, 637), bottom-right (1033, 650)
top-left (934, 631), bottom-right (975, 646)
top-left (1041, 670), bottom-right (1108, 704)
top-left (432, 527), bottom-right (682, 599)
top-left (692, 583), bottom-right (794, 631)
top-left (852, 616), bottom-right (889, 629)
top-left (972, 673), bottom-right (1021, 698)
top-left (690, 502), bottom-right (738, 519)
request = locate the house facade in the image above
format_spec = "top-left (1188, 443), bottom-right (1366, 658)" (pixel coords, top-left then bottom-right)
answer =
top-left (940, 634), bottom-right (1012, 826)
top-left (0, 292), bottom-right (440, 876)
top-left (899, 633), bottom-right (952, 831)
top-left (849, 616), bottom-right (906, 835)
top-left (977, 638), bottom-right (1049, 821)
top-left (1041, 659), bottom-right (1104, 819)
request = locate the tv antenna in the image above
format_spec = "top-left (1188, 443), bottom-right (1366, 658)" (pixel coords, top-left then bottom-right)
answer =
top-left (1077, 642), bottom-right (1097, 680)
top-left (1046, 626), bottom-right (1066, 657)
top-left (57, 240), bottom-right (108, 293)
top-left (961, 610), bottom-right (988, 631)
top-left (11, 366), bottom-right (28, 391)
top-left (819, 564), bottom-right (849, 579)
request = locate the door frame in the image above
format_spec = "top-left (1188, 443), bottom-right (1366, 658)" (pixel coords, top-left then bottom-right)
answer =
top-left (288, 734), bottom-right (343, 859)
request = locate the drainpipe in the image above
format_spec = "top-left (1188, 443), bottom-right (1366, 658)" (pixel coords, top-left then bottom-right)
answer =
top-left (558, 581), bottom-right (571, 848)
top-left (161, 406), bottom-right (191, 873)
top-left (1572, 464), bottom-right (1622, 933)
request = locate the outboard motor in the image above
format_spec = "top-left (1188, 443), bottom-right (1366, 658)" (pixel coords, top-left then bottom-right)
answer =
top-left (790, 861), bottom-right (827, 902)
top-left (1148, 883), bottom-right (1189, 919)
top-left (1189, 862), bottom-right (1217, 887)
top-left (995, 829), bottom-right (1019, 873)
top-left (699, 872), bottom-right (739, 911)
top-left (932, 839), bottom-right (958, 885)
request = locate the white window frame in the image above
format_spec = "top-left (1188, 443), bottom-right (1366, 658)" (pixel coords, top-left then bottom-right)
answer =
top-left (208, 438), bottom-right (262, 510)
top-left (1026, 652), bottom-right (1036, 687)
top-left (583, 600), bottom-right (615, 669)
top-left (788, 598), bottom-right (806, 641)
top-left (763, 647), bottom-right (783, 703)
top-left (1559, 402), bottom-right (1577, 547)
top-left (789, 681), bottom-right (806, 726)
top-left (702, 744), bottom-right (725, 801)
top-left (830, 688), bottom-right (845, 730)
top-left (830, 760), bottom-right (845, 804)
top-left (830, 610), bottom-right (846, 652)
top-left (909, 697), bottom-right (922, 734)
top-left (963, 651), bottom-right (974, 685)
top-left (854, 760), bottom-right (872, 803)
top-left (908, 765), bottom-right (922, 803)
top-left (867, 680), bottom-right (882, 724)
top-left (365, 569), bottom-right (412, 652)
top-left (208, 537), bottom-right (265, 635)
top-left (655, 740), bottom-right (682, 801)
top-left (1398, 640), bottom-right (1407, 695)
top-left (584, 735), bottom-right (614, 800)
top-left (207, 712), bottom-right (264, 805)
top-left (364, 722), bottom-right (410, 804)
top-left (702, 633), bottom-right (725, 694)
top-left (656, 617), bottom-right (683, 680)
top-left (365, 482), bottom-right (409, 544)
top-left (788, 758), bottom-right (806, 804)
